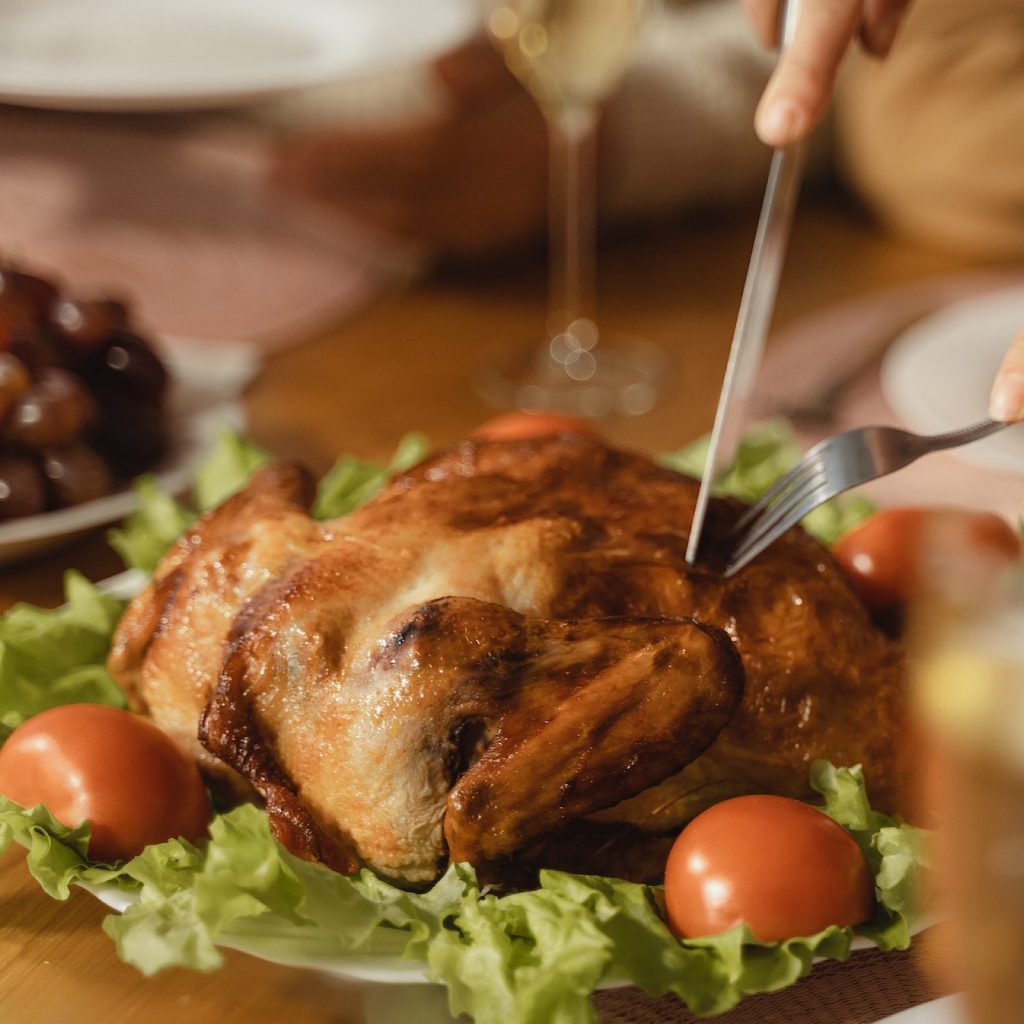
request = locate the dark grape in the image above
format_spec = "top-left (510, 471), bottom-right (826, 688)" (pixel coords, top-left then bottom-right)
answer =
top-left (0, 454), bottom-right (47, 519)
top-left (8, 322), bottom-right (59, 371)
top-left (93, 400), bottom-right (168, 477)
top-left (0, 268), bottom-right (59, 323)
top-left (50, 297), bottom-right (127, 352)
top-left (92, 330), bottom-right (169, 407)
top-left (5, 368), bottom-right (96, 450)
top-left (42, 443), bottom-right (113, 507)
top-left (0, 353), bottom-right (31, 422)
top-left (0, 265), bottom-right (171, 516)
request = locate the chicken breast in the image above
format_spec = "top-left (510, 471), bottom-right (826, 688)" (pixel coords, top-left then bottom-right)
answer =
top-left (108, 435), bottom-right (909, 886)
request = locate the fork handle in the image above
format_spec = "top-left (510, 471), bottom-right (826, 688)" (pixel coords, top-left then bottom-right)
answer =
top-left (917, 418), bottom-right (1007, 452)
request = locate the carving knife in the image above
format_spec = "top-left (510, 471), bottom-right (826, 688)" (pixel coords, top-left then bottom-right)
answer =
top-left (685, 0), bottom-right (805, 567)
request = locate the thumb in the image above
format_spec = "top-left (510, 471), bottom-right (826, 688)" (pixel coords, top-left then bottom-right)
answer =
top-left (990, 328), bottom-right (1024, 423)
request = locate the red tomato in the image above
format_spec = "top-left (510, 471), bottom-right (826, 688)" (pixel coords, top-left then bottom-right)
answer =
top-left (832, 507), bottom-right (1021, 614)
top-left (664, 795), bottom-right (874, 942)
top-left (0, 704), bottom-right (210, 863)
top-left (471, 411), bottom-right (598, 441)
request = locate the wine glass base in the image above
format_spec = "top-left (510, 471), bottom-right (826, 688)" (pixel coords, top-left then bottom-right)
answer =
top-left (476, 336), bottom-right (667, 418)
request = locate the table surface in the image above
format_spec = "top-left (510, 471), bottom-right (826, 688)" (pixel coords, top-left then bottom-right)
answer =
top-left (0, 193), bottom-right (981, 1024)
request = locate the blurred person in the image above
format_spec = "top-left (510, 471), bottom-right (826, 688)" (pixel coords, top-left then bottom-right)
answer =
top-left (271, 1), bottom-right (786, 256)
top-left (742, 0), bottom-right (1024, 422)
top-left (273, 0), bottom-right (1024, 265)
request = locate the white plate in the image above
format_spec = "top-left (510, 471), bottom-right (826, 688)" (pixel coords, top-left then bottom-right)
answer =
top-left (874, 995), bottom-right (967, 1024)
top-left (881, 286), bottom-right (1024, 476)
top-left (0, 0), bottom-right (475, 112)
top-left (0, 335), bottom-right (259, 566)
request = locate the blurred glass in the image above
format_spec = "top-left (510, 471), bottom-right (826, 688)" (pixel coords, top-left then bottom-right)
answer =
top-left (912, 526), bottom-right (1024, 1024)
top-left (476, 0), bottom-right (666, 418)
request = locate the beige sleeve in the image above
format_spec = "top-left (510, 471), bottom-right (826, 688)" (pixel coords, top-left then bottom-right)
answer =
top-left (835, 0), bottom-right (1024, 260)
top-left (599, 0), bottom-right (780, 221)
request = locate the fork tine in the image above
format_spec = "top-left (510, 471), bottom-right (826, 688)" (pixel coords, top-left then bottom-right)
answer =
top-left (726, 480), bottom-right (833, 576)
top-left (731, 439), bottom-right (829, 535)
top-left (731, 464), bottom-right (827, 556)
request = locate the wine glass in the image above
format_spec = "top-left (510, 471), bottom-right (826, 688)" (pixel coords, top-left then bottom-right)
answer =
top-left (476, 0), bottom-right (665, 419)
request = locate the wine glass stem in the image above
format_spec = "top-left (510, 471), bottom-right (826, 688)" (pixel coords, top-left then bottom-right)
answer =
top-left (547, 106), bottom-right (599, 343)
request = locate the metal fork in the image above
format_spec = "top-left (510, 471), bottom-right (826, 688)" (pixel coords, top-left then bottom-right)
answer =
top-left (726, 418), bottom-right (1010, 576)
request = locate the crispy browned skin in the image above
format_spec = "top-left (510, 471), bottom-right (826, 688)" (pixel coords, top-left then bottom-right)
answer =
top-left (108, 436), bottom-right (909, 885)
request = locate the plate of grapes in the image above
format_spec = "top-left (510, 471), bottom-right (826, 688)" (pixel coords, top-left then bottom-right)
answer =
top-left (0, 264), bottom-right (255, 565)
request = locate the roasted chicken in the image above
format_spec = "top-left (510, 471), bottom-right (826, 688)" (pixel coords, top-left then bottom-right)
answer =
top-left (108, 435), bottom-right (909, 886)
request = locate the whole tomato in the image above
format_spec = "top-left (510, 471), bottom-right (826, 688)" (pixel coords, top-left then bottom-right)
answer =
top-left (833, 507), bottom-right (1021, 614)
top-left (0, 704), bottom-right (210, 863)
top-left (471, 411), bottom-right (598, 441)
top-left (664, 795), bottom-right (874, 942)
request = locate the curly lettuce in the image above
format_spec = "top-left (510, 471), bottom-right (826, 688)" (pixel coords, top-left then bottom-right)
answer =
top-left (0, 572), bottom-right (126, 736)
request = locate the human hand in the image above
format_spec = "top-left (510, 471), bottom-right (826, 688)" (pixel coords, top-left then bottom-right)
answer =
top-left (741, 0), bottom-right (913, 147)
top-left (990, 329), bottom-right (1024, 423)
top-left (270, 39), bottom-right (548, 257)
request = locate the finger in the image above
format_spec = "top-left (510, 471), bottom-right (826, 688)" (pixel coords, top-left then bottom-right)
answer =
top-left (755, 0), bottom-right (862, 147)
top-left (740, 0), bottom-right (784, 47)
top-left (989, 328), bottom-right (1024, 423)
top-left (860, 0), bottom-right (912, 56)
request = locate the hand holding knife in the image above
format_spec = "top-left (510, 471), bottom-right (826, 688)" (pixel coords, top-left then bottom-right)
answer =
top-left (685, 0), bottom-right (805, 568)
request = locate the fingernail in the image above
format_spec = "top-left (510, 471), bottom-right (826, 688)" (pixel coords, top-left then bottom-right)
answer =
top-left (990, 374), bottom-right (1024, 422)
top-left (756, 99), bottom-right (802, 147)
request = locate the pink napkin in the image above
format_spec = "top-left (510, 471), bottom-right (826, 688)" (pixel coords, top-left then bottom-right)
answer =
top-left (0, 106), bottom-right (416, 351)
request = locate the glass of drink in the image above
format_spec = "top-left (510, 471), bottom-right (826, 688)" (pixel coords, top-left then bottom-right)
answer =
top-left (913, 541), bottom-right (1024, 1024)
top-left (476, 0), bottom-right (665, 418)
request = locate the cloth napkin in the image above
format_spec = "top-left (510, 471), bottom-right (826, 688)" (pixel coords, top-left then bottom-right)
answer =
top-left (0, 104), bottom-right (417, 352)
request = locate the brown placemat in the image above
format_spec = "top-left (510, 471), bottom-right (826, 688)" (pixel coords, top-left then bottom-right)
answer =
top-left (595, 933), bottom-right (950, 1024)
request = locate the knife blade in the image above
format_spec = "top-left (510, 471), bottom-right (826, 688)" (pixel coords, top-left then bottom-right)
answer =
top-left (685, 0), bottom-right (805, 567)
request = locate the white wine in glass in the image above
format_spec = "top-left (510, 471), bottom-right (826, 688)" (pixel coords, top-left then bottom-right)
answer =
top-left (477, 0), bottom-right (665, 418)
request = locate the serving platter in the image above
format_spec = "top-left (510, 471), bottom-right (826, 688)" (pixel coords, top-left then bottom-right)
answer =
top-left (0, 336), bottom-right (258, 566)
top-left (0, 0), bottom-right (476, 112)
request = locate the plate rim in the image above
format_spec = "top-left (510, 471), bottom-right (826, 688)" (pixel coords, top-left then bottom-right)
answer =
top-left (0, 0), bottom-right (476, 112)
top-left (880, 284), bottom-right (1024, 477)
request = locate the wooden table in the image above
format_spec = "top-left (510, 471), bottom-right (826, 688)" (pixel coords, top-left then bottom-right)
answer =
top-left (0, 196), bottom-right (979, 1023)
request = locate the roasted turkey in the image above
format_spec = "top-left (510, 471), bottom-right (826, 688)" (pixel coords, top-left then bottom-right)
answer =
top-left (108, 435), bottom-right (909, 887)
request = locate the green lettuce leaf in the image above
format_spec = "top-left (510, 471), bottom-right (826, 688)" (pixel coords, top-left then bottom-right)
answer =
top-left (0, 794), bottom-right (124, 898)
top-left (810, 760), bottom-right (930, 950)
top-left (0, 572), bottom-right (127, 732)
top-left (107, 476), bottom-right (193, 576)
top-left (659, 419), bottom-right (875, 545)
top-left (312, 431), bottom-right (430, 519)
top-left (194, 431), bottom-right (274, 512)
